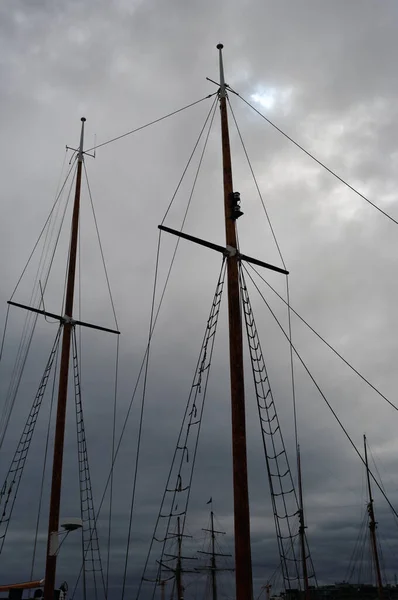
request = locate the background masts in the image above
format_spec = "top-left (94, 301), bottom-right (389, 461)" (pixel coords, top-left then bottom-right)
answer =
top-left (176, 517), bottom-right (183, 600)
top-left (297, 445), bottom-right (310, 599)
top-left (364, 434), bottom-right (383, 600)
top-left (261, 582), bottom-right (271, 600)
top-left (210, 512), bottom-right (217, 600)
top-left (158, 516), bottom-right (197, 600)
top-left (197, 510), bottom-right (233, 600)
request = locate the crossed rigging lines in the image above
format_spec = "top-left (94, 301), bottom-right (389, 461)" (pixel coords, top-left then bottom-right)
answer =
top-left (1, 80), bottom-right (398, 597)
top-left (1, 86), bottom-right (397, 450)
top-left (0, 324), bottom-right (105, 600)
top-left (137, 261), bottom-right (226, 600)
top-left (86, 86), bottom-right (398, 227)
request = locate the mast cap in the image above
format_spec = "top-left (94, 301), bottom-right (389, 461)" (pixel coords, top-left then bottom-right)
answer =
top-left (81, 117), bottom-right (86, 122)
top-left (216, 43), bottom-right (224, 49)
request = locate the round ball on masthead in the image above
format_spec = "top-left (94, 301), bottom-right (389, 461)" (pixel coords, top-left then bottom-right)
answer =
top-left (216, 43), bottom-right (224, 49)
top-left (81, 117), bottom-right (86, 122)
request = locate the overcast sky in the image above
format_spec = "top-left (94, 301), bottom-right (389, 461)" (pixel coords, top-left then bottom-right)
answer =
top-left (1, 1), bottom-right (398, 598)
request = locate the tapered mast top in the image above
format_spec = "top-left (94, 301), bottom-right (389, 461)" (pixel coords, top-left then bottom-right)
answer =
top-left (364, 434), bottom-right (374, 503)
top-left (217, 44), bottom-right (227, 98)
top-left (78, 117), bottom-right (86, 162)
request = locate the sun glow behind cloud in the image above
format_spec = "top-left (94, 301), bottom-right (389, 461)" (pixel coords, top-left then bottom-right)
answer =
top-left (251, 87), bottom-right (294, 112)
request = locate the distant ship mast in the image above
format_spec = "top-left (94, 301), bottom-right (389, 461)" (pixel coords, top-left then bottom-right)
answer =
top-left (297, 445), bottom-right (310, 599)
top-left (364, 434), bottom-right (383, 600)
top-left (197, 509), bottom-right (233, 600)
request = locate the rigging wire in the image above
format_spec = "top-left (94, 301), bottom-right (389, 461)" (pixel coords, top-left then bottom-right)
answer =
top-left (240, 268), bottom-right (304, 588)
top-left (242, 263), bottom-right (398, 521)
top-left (85, 94), bottom-right (218, 153)
top-left (255, 561), bottom-right (283, 600)
top-left (226, 99), bottom-right (302, 498)
top-left (286, 279), bottom-right (299, 457)
top-left (345, 508), bottom-right (368, 582)
top-left (377, 529), bottom-right (398, 569)
top-left (120, 236), bottom-right (161, 600)
top-left (367, 443), bottom-right (398, 537)
top-left (358, 522), bottom-right (369, 584)
top-left (368, 443), bottom-right (388, 496)
top-left (106, 335), bottom-right (120, 596)
top-left (378, 538), bottom-right (388, 586)
top-left (138, 260), bottom-right (226, 600)
top-left (8, 156), bottom-right (78, 302)
top-left (246, 263), bottom-right (398, 415)
top-left (227, 97), bottom-right (286, 270)
top-left (1, 150), bottom-right (74, 575)
top-left (0, 164), bottom-right (77, 450)
top-left (71, 328), bottom-right (106, 600)
top-left (83, 164), bottom-right (119, 329)
top-left (123, 97), bottom-right (219, 600)
top-left (0, 158), bottom-right (76, 422)
top-left (71, 340), bottom-right (92, 600)
top-left (72, 94), bottom-right (219, 596)
top-left (0, 326), bottom-right (63, 554)
top-left (0, 305), bottom-right (10, 364)
top-left (161, 95), bottom-right (218, 226)
top-left (28, 328), bottom-right (62, 585)
top-left (358, 513), bottom-right (369, 585)
top-left (78, 185), bottom-right (82, 378)
top-left (154, 97), bottom-right (218, 323)
top-left (229, 88), bottom-right (398, 227)
top-left (228, 100), bottom-right (309, 587)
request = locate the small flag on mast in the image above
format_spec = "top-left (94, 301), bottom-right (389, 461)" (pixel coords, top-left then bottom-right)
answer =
top-left (206, 497), bottom-right (212, 504)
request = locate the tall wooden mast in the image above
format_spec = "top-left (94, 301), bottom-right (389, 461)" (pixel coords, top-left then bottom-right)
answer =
top-left (364, 434), bottom-right (383, 600)
top-left (297, 445), bottom-right (310, 600)
top-left (158, 45), bottom-right (288, 599)
top-left (44, 118), bottom-right (86, 600)
top-left (217, 43), bottom-right (253, 600)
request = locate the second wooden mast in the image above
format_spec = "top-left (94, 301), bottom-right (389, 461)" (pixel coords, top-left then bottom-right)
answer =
top-left (44, 118), bottom-right (86, 600)
top-left (217, 43), bottom-right (254, 600)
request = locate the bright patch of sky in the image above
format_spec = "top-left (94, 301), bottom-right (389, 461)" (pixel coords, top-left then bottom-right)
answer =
top-left (251, 86), bottom-right (293, 113)
top-left (67, 26), bottom-right (91, 46)
top-left (116, 0), bottom-right (144, 14)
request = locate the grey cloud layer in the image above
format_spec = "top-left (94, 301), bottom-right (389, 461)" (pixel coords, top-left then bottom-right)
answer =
top-left (1, 0), bottom-right (398, 596)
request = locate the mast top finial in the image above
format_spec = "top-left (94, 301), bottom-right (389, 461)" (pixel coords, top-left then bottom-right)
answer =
top-left (217, 44), bottom-right (226, 97)
top-left (78, 117), bottom-right (86, 161)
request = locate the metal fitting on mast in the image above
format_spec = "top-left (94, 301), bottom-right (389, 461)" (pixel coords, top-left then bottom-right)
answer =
top-left (230, 192), bottom-right (243, 220)
top-left (78, 117), bottom-right (86, 163)
top-left (217, 44), bottom-right (226, 98)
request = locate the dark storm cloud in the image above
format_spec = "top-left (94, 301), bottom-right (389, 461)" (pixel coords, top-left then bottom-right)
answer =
top-left (1, 0), bottom-right (398, 597)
